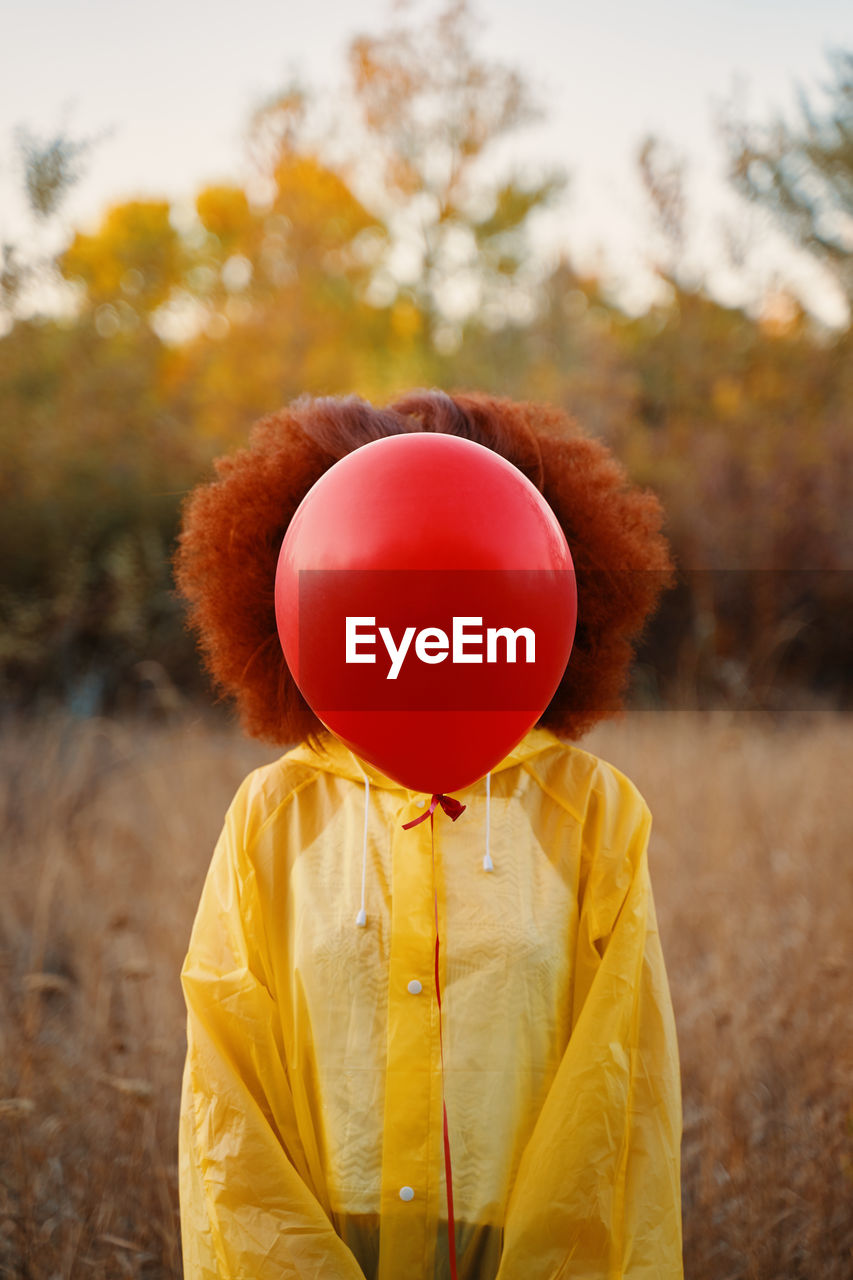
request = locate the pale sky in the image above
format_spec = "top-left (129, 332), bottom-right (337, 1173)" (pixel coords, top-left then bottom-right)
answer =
top-left (2, 0), bottom-right (852, 324)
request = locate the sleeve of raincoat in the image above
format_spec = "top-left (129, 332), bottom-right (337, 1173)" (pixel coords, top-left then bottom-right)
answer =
top-left (179, 779), bottom-right (366, 1280)
top-left (496, 765), bottom-right (683, 1280)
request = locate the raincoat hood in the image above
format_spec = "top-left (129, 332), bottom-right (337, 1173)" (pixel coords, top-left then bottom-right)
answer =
top-left (286, 726), bottom-right (563, 792)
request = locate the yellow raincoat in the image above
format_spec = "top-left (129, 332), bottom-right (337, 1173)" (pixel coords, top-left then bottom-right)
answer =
top-left (179, 728), bottom-right (682, 1278)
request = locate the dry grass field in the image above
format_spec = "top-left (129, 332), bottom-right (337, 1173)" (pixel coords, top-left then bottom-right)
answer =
top-left (0, 711), bottom-right (851, 1278)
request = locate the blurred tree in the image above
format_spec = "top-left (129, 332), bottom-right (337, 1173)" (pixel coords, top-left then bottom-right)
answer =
top-left (16, 127), bottom-right (94, 221)
top-left (347, 0), bottom-right (566, 351)
top-left (0, 243), bottom-right (25, 316)
top-left (637, 134), bottom-right (689, 285)
top-left (166, 147), bottom-right (399, 443)
top-left (2, 16), bottom-right (851, 715)
top-left (613, 281), bottom-right (853, 703)
top-left (724, 49), bottom-right (853, 313)
top-left (61, 199), bottom-right (186, 319)
top-left (626, 99), bottom-right (853, 702)
top-left (1, 126), bottom-right (95, 317)
top-left (0, 135), bottom-right (207, 710)
top-left (0, 311), bottom-right (205, 711)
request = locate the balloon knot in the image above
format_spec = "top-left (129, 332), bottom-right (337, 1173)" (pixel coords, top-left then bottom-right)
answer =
top-left (402, 794), bottom-right (467, 828)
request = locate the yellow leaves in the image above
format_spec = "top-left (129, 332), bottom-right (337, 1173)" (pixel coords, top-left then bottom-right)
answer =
top-left (348, 34), bottom-right (419, 130)
top-left (61, 200), bottom-right (182, 313)
top-left (195, 185), bottom-right (252, 250)
top-left (349, 36), bottom-right (378, 91)
top-left (272, 153), bottom-right (379, 251)
top-left (390, 298), bottom-right (421, 341)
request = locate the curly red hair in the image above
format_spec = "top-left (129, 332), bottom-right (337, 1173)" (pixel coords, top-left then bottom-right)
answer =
top-left (174, 391), bottom-right (673, 744)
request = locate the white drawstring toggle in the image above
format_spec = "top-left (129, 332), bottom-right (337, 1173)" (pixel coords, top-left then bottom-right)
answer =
top-left (483, 771), bottom-right (494, 871)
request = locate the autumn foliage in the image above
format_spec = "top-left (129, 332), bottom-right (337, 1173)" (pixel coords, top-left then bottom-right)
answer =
top-left (0, 8), bottom-right (850, 715)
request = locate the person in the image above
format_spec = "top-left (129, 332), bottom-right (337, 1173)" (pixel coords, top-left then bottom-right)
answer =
top-left (175, 390), bottom-right (683, 1279)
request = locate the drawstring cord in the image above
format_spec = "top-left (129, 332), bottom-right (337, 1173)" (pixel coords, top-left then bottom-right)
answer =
top-left (483, 772), bottom-right (493, 871)
top-left (356, 771), bottom-right (369, 927)
top-left (352, 765), bottom-right (491, 928)
top-left (350, 753), bottom-right (370, 927)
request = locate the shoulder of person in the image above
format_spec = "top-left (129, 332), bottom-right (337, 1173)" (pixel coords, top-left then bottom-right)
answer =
top-left (521, 730), bottom-right (649, 827)
top-left (223, 746), bottom-right (332, 857)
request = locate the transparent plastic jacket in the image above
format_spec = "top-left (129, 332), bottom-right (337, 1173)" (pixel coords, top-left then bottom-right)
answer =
top-left (179, 728), bottom-right (683, 1278)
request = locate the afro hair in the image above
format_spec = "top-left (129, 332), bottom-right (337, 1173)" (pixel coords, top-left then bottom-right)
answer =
top-left (174, 390), bottom-right (673, 745)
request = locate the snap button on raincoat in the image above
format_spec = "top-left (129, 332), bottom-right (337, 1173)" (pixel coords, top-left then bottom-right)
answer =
top-left (179, 728), bottom-right (683, 1278)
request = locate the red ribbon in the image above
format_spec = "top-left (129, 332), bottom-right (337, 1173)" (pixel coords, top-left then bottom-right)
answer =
top-left (401, 793), bottom-right (466, 828)
top-left (401, 792), bottom-right (462, 1280)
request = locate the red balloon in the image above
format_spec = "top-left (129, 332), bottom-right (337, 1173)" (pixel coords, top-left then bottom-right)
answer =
top-left (275, 433), bottom-right (576, 793)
